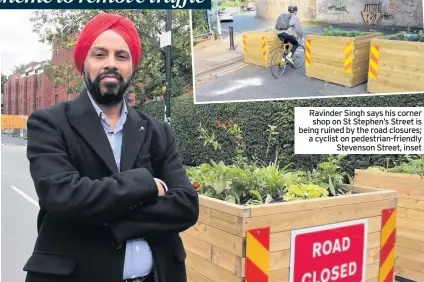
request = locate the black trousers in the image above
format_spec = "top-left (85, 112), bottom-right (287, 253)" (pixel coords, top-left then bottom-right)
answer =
top-left (277, 32), bottom-right (299, 55)
top-left (124, 272), bottom-right (155, 282)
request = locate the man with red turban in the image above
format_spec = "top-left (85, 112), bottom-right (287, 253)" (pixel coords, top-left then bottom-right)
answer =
top-left (23, 13), bottom-right (199, 282)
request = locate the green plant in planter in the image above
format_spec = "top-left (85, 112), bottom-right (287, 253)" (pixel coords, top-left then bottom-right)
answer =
top-left (388, 30), bottom-right (424, 42)
top-left (283, 183), bottom-right (329, 201)
top-left (367, 166), bottom-right (386, 172)
top-left (367, 155), bottom-right (424, 177)
top-left (247, 190), bottom-right (274, 205)
top-left (319, 26), bottom-right (369, 37)
top-left (186, 160), bottom-right (255, 204)
top-left (307, 154), bottom-right (353, 196)
top-left (190, 121), bottom-right (352, 205)
top-left (250, 157), bottom-right (291, 203)
top-left (265, 125), bottom-right (279, 159)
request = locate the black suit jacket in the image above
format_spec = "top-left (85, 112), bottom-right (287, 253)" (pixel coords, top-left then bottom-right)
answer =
top-left (23, 90), bottom-right (199, 282)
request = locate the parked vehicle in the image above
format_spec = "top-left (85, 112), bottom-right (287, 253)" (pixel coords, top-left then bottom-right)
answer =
top-left (247, 2), bottom-right (255, 11)
top-left (219, 9), bottom-right (234, 22)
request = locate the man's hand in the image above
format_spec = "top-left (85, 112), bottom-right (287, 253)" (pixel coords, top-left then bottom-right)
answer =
top-left (155, 179), bottom-right (166, 196)
top-left (108, 122), bottom-right (199, 241)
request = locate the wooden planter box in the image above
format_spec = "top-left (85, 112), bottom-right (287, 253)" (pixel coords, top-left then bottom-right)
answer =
top-left (355, 169), bottom-right (424, 282)
top-left (305, 33), bottom-right (383, 88)
top-left (241, 30), bottom-right (281, 68)
top-left (367, 34), bottom-right (424, 94)
top-left (182, 185), bottom-right (397, 282)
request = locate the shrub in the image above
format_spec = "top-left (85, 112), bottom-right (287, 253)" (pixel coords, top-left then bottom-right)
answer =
top-left (367, 155), bottom-right (424, 177)
top-left (386, 31), bottom-right (424, 42)
top-left (140, 93), bottom-right (424, 177)
top-left (319, 26), bottom-right (370, 37)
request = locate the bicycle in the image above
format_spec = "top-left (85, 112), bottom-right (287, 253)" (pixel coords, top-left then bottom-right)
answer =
top-left (270, 37), bottom-right (306, 79)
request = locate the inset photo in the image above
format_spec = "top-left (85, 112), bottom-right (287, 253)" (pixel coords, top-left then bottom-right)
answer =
top-left (191, 1), bottom-right (424, 103)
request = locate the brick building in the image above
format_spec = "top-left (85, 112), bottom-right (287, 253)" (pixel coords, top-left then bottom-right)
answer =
top-left (2, 41), bottom-right (138, 116)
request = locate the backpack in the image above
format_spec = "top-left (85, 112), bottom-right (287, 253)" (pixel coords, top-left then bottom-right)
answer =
top-left (275, 13), bottom-right (293, 30)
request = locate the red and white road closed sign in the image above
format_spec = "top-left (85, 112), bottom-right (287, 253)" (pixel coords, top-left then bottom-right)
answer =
top-left (289, 219), bottom-right (368, 282)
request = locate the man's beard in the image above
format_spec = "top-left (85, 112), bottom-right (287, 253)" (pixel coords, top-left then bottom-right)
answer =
top-left (83, 69), bottom-right (132, 106)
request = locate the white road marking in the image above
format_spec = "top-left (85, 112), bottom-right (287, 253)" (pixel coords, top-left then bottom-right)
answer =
top-left (9, 186), bottom-right (39, 209)
top-left (214, 77), bottom-right (262, 95)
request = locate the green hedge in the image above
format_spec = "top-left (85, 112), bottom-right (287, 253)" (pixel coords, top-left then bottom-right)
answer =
top-left (140, 93), bottom-right (424, 176)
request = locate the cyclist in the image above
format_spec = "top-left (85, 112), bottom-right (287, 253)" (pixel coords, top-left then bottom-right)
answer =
top-left (276, 5), bottom-right (304, 65)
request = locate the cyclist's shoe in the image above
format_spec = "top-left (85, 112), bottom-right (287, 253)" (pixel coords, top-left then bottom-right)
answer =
top-left (285, 55), bottom-right (294, 65)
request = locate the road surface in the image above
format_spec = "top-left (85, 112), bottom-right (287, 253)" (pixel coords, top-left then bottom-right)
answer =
top-left (2, 133), bottom-right (27, 146)
top-left (194, 62), bottom-right (373, 103)
top-left (220, 11), bottom-right (272, 38)
top-left (1, 134), bottom-right (38, 282)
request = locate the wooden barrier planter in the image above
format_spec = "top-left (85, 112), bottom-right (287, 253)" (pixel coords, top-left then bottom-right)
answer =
top-left (355, 169), bottom-right (424, 282)
top-left (182, 185), bottom-right (397, 282)
top-left (241, 30), bottom-right (281, 68)
top-left (367, 33), bottom-right (424, 94)
top-left (305, 32), bottom-right (383, 88)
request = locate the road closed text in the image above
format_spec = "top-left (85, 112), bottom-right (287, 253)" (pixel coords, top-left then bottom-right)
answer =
top-left (290, 220), bottom-right (367, 282)
top-left (301, 237), bottom-right (357, 282)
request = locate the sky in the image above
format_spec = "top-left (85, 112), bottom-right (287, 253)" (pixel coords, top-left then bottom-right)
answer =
top-left (0, 10), bottom-right (52, 76)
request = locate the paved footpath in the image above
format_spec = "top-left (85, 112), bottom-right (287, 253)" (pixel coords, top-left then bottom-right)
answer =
top-left (194, 34), bottom-right (244, 76)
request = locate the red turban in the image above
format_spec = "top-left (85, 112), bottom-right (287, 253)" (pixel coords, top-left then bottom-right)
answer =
top-left (73, 13), bottom-right (142, 73)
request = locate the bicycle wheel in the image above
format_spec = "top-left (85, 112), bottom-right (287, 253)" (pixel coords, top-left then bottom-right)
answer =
top-left (291, 45), bottom-right (305, 69)
top-left (270, 49), bottom-right (287, 79)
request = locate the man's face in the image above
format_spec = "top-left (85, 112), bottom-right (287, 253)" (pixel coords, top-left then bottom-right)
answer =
top-left (83, 30), bottom-right (133, 106)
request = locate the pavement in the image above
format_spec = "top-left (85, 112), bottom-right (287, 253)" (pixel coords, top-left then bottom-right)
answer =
top-left (194, 11), bottom-right (270, 76)
top-left (1, 134), bottom-right (38, 282)
top-left (193, 12), bottom-right (406, 103)
top-left (194, 34), bottom-right (244, 77)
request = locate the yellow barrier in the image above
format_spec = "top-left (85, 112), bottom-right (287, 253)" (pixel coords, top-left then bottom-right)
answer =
top-left (241, 30), bottom-right (281, 68)
top-left (1, 115), bottom-right (28, 130)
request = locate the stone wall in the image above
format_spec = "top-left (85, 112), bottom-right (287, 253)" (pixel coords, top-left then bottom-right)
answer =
top-left (255, 0), bottom-right (317, 22)
top-left (316, 0), bottom-right (423, 28)
top-left (256, 0), bottom-right (423, 28)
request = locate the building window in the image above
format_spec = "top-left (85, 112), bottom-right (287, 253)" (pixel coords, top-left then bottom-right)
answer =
top-left (55, 95), bottom-right (58, 104)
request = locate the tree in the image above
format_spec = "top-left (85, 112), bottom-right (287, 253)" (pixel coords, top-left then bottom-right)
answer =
top-left (1, 74), bottom-right (7, 87)
top-left (192, 10), bottom-right (209, 38)
top-left (12, 64), bottom-right (27, 75)
top-left (30, 10), bottom-right (193, 104)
